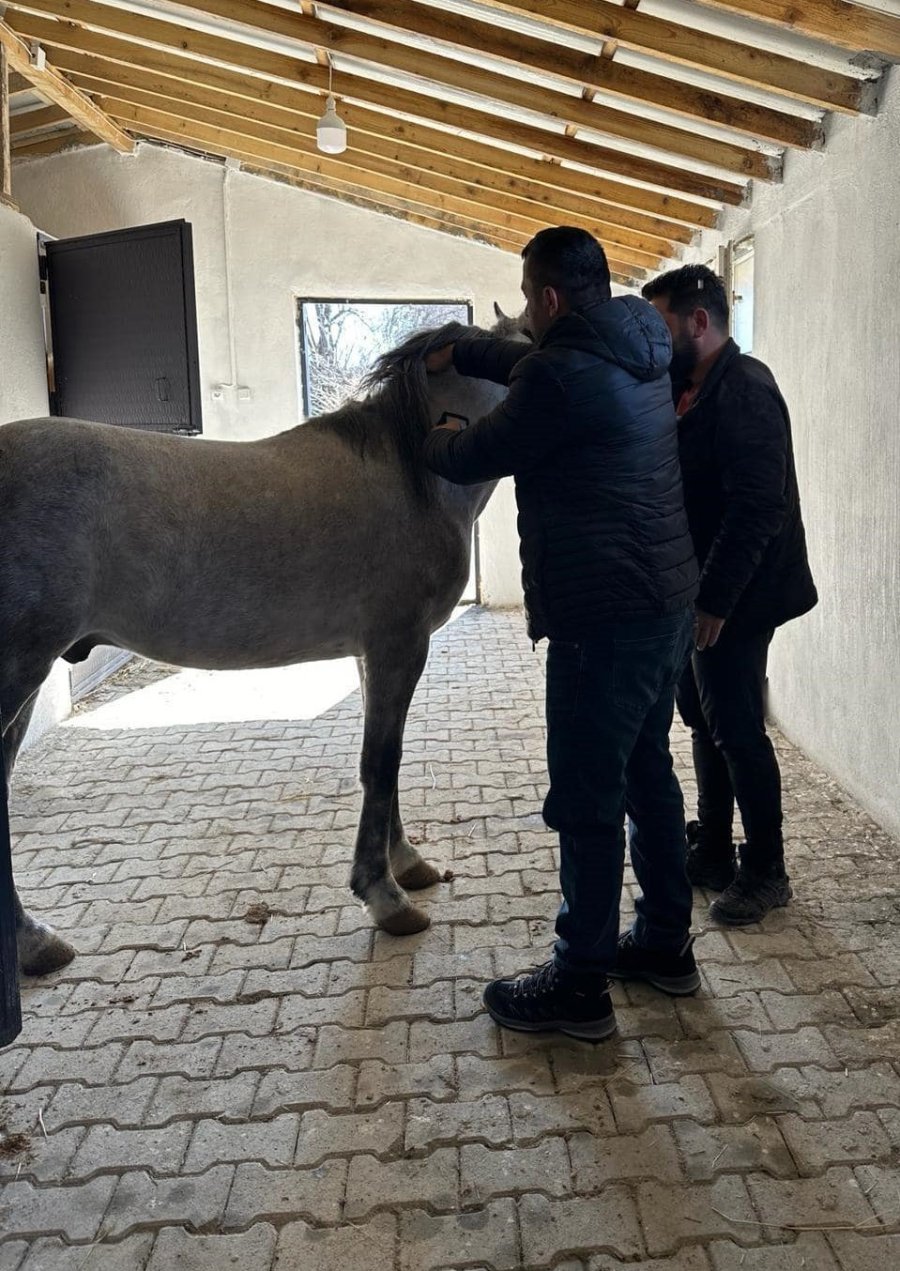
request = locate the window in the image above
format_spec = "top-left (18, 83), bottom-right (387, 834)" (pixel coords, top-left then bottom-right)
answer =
top-left (296, 298), bottom-right (479, 602)
top-left (297, 298), bottom-right (471, 418)
top-left (731, 238), bottom-right (755, 354)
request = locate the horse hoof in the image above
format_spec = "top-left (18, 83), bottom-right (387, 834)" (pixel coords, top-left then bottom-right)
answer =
top-left (378, 905), bottom-right (431, 936)
top-left (18, 931), bottom-right (77, 976)
top-left (394, 860), bottom-right (443, 890)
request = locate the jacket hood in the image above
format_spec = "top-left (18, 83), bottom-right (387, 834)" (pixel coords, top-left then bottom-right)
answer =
top-left (542, 294), bottom-right (673, 383)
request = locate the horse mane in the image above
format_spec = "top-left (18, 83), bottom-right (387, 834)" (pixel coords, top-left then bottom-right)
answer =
top-left (305, 320), bottom-right (483, 501)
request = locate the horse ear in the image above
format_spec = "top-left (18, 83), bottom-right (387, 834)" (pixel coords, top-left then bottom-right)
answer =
top-left (493, 301), bottom-right (508, 320)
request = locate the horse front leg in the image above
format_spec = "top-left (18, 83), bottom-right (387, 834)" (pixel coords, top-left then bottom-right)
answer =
top-left (3, 689), bottom-right (76, 976)
top-left (352, 641), bottom-right (431, 935)
top-left (388, 788), bottom-right (444, 890)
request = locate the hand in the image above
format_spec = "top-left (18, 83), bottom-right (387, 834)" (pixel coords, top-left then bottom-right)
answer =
top-left (432, 413), bottom-right (466, 432)
top-left (694, 608), bottom-right (725, 651)
top-left (425, 344), bottom-right (455, 374)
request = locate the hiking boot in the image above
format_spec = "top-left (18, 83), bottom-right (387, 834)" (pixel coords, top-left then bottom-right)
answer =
top-left (709, 866), bottom-right (792, 926)
top-left (685, 820), bottom-right (737, 892)
top-left (483, 960), bottom-right (617, 1041)
top-left (608, 930), bottom-right (701, 996)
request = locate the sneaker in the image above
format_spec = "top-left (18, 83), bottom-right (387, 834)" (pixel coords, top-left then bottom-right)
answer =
top-left (483, 960), bottom-right (617, 1041)
top-left (608, 930), bottom-right (701, 995)
top-left (709, 867), bottom-right (792, 926)
top-left (685, 820), bottom-right (737, 892)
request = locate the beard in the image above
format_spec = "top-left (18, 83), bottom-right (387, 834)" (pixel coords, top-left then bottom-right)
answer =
top-left (669, 339), bottom-right (699, 387)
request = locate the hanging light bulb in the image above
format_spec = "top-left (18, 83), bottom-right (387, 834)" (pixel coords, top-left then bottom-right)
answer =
top-left (316, 61), bottom-right (347, 154)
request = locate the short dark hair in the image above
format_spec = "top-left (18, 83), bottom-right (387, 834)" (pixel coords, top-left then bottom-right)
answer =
top-left (521, 226), bottom-right (611, 307)
top-left (642, 264), bottom-right (729, 330)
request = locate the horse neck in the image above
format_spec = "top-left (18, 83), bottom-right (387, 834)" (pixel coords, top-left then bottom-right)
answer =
top-left (425, 367), bottom-right (505, 527)
top-left (433, 474), bottom-right (498, 528)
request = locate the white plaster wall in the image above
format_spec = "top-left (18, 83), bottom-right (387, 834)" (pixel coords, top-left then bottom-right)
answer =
top-left (0, 200), bottom-right (70, 744)
top-left (13, 142), bottom-right (526, 607)
top-left (688, 67), bottom-right (900, 837)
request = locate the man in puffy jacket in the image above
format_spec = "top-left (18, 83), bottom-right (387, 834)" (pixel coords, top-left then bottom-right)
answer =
top-left (642, 264), bottom-right (817, 925)
top-left (423, 227), bottom-right (700, 1040)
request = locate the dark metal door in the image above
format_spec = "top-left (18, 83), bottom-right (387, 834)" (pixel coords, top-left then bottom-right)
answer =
top-left (43, 219), bottom-right (203, 698)
top-left (45, 218), bottom-right (202, 432)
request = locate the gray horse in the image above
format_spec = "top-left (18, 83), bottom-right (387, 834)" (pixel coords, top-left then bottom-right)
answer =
top-left (1, 312), bottom-right (523, 975)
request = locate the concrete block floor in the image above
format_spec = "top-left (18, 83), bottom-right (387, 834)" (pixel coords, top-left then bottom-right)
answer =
top-left (1, 607), bottom-right (898, 1270)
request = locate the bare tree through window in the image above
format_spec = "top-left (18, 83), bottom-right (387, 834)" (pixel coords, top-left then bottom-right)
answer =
top-left (297, 299), bottom-right (470, 417)
top-left (296, 298), bottom-right (478, 602)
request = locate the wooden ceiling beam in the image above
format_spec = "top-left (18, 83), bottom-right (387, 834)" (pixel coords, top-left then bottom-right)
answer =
top-left (62, 56), bottom-right (681, 259)
top-left (0, 17), bottom-right (132, 151)
top-left (241, 164), bottom-right (528, 253)
top-left (448, 0), bottom-right (874, 111)
top-left (7, 12), bottom-right (718, 229)
top-left (5, 0), bottom-right (818, 150)
top-left (228, 159), bottom-right (638, 285)
top-left (9, 101), bottom-right (68, 133)
top-left (689, 0), bottom-right (900, 61)
top-left (2, 12), bottom-right (775, 179)
top-left (5, 2), bottom-right (747, 202)
top-left (12, 125), bottom-right (92, 156)
top-left (101, 95), bottom-right (655, 274)
top-left (1, 45), bottom-right (11, 200)
top-left (94, 87), bottom-right (666, 269)
top-left (151, 0), bottom-right (839, 139)
top-left (33, 42), bottom-right (701, 243)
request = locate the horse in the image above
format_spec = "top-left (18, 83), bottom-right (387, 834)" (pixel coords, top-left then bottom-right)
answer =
top-left (1, 308), bottom-right (526, 976)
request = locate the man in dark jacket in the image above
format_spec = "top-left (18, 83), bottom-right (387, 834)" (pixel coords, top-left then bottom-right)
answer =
top-left (423, 227), bottom-right (700, 1041)
top-left (642, 264), bottom-right (817, 925)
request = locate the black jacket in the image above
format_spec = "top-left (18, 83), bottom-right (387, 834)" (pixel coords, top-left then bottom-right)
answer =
top-left (423, 296), bottom-right (698, 642)
top-left (675, 338), bottom-right (817, 633)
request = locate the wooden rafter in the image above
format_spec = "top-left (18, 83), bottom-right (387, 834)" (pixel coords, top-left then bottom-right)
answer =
top-left (74, 79), bottom-right (671, 263)
top-left (9, 101), bottom-right (68, 134)
top-left (326, 0), bottom-right (872, 114)
top-left (8, 12), bottom-right (776, 186)
top-left (98, 97), bottom-right (652, 278)
top-left (5, 2), bottom-right (747, 202)
top-left (6, 11), bottom-right (719, 229)
top-left (11, 125), bottom-right (91, 156)
top-left (4, 0), bottom-right (896, 264)
top-left (237, 159), bottom-right (638, 284)
top-left (1, 45), bottom-right (11, 200)
top-left (691, 0), bottom-right (900, 61)
top-left (5, 0), bottom-right (820, 151)
top-left (0, 17), bottom-right (132, 151)
top-left (96, 89), bottom-right (666, 269)
top-left (57, 52), bottom-right (686, 256)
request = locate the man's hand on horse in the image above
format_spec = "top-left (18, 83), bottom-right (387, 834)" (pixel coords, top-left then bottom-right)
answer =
top-left (425, 344), bottom-right (455, 374)
top-left (694, 608), bottom-right (726, 651)
top-left (432, 412), bottom-right (468, 433)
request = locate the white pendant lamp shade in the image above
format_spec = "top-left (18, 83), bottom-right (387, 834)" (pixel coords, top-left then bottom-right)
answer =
top-left (317, 94), bottom-right (347, 154)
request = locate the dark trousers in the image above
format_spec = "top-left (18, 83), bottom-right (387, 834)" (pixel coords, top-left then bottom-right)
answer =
top-left (543, 608), bottom-right (695, 977)
top-left (675, 627), bottom-right (784, 872)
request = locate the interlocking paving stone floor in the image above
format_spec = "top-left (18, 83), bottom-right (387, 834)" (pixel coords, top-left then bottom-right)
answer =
top-left (1, 607), bottom-right (899, 1270)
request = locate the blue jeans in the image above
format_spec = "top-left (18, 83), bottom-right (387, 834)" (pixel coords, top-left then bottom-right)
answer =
top-left (543, 608), bottom-right (695, 977)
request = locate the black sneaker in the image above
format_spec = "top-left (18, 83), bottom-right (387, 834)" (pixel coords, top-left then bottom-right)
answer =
top-left (608, 930), bottom-right (701, 995)
top-left (709, 867), bottom-right (792, 926)
top-left (483, 960), bottom-right (617, 1041)
top-left (685, 820), bottom-right (737, 892)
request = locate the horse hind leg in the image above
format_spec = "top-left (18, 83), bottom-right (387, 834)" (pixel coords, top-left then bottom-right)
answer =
top-left (3, 679), bottom-right (77, 976)
top-left (352, 640), bottom-right (432, 935)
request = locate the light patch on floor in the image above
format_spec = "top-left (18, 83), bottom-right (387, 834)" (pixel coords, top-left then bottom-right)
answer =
top-left (65, 608), bottom-right (469, 731)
